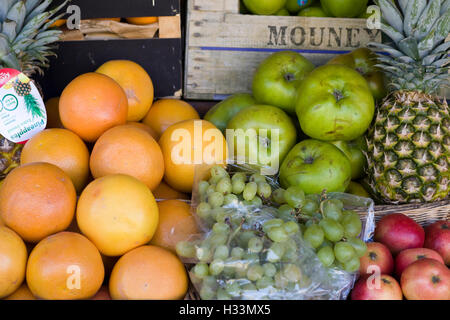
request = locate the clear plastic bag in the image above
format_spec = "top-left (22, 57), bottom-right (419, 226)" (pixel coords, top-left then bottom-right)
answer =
top-left (176, 163), bottom-right (375, 300)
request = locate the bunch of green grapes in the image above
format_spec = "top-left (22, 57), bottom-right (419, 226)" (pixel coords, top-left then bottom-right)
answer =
top-left (272, 188), bottom-right (368, 273)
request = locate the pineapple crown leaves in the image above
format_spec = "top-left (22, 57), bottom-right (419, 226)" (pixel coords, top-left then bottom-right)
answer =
top-left (0, 0), bottom-right (70, 77)
top-left (370, 0), bottom-right (450, 94)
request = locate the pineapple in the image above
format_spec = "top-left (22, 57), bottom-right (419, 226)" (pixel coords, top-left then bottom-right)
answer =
top-left (0, 0), bottom-right (67, 177)
top-left (365, 0), bottom-right (450, 204)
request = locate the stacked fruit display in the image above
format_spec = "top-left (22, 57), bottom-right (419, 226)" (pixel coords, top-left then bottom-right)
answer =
top-left (352, 214), bottom-right (449, 300)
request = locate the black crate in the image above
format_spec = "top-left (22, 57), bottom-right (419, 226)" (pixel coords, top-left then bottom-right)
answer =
top-left (39, 0), bottom-right (182, 100)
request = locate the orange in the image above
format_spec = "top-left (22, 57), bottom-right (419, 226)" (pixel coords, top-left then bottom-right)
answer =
top-left (127, 121), bottom-right (158, 140)
top-left (159, 119), bottom-right (228, 193)
top-left (26, 232), bottom-right (104, 300)
top-left (0, 227), bottom-right (27, 298)
top-left (50, 19), bottom-right (66, 28)
top-left (91, 18), bottom-right (121, 22)
top-left (59, 72), bottom-right (128, 142)
top-left (97, 60), bottom-right (154, 121)
top-left (150, 200), bottom-right (198, 253)
top-left (45, 97), bottom-right (63, 128)
top-left (4, 283), bottom-right (36, 300)
top-left (90, 124), bottom-right (164, 190)
top-left (91, 286), bottom-right (111, 300)
top-left (0, 163), bottom-right (76, 243)
top-left (125, 17), bottom-right (158, 25)
top-left (153, 181), bottom-right (190, 200)
top-left (142, 99), bottom-right (200, 139)
top-left (109, 245), bottom-right (188, 300)
top-left (21, 129), bottom-right (90, 193)
top-left (76, 174), bottom-right (159, 256)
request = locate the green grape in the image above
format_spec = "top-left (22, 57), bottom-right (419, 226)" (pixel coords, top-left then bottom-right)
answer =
top-left (175, 241), bottom-right (196, 258)
top-left (284, 186), bottom-right (305, 209)
top-left (302, 199), bottom-right (319, 216)
top-left (282, 247), bottom-right (298, 263)
top-left (313, 212), bottom-right (323, 220)
top-left (231, 172), bottom-right (247, 183)
top-left (193, 263), bottom-right (209, 278)
top-left (262, 263), bottom-right (277, 277)
top-left (243, 252), bottom-right (260, 265)
top-left (224, 193), bottom-right (238, 206)
top-left (319, 218), bottom-right (345, 242)
top-left (267, 226), bottom-right (289, 243)
top-left (213, 208), bottom-right (228, 223)
top-left (334, 241), bottom-right (356, 263)
top-left (206, 184), bottom-right (217, 194)
top-left (211, 165), bottom-right (228, 179)
top-left (209, 259), bottom-right (225, 275)
top-left (247, 264), bottom-right (264, 281)
top-left (202, 275), bottom-right (218, 289)
top-left (225, 281), bottom-right (241, 297)
top-left (213, 222), bottom-right (230, 234)
top-left (196, 202), bottom-right (212, 220)
top-left (306, 194), bottom-right (321, 203)
top-left (249, 173), bottom-right (266, 184)
top-left (241, 283), bottom-right (257, 292)
top-left (223, 264), bottom-right (235, 278)
top-left (250, 196), bottom-right (263, 207)
top-left (304, 219), bottom-right (315, 228)
top-left (197, 246), bottom-right (213, 262)
top-left (267, 242), bottom-right (285, 262)
top-left (272, 188), bottom-right (286, 204)
top-left (232, 179), bottom-right (245, 194)
top-left (257, 182), bottom-right (272, 199)
top-left (274, 272), bottom-right (288, 289)
top-left (263, 219), bottom-right (284, 233)
top-left (303, 224), bottom-right (325, 249)
top-left (343, 256), bottom-right (360, 273)
top-left (283, 221), bottom-right (300, 235)
top-left (321, 200), bottom-right (343, 221)
top-left (347, 238), bottom-right (368, 258)
top-left (209, 233), bottom-right (228, 246)
top-left (198, 180), bottom-right (210, 196)
top-left (239, 231), bottom-right (255, 248)
top-left (248, 237), bottom-right (264, 253)
top-left (341, 212), bottom-right (362, 238)
top-left (208, 192), bottom-right (224, 208)
top-left (216, 177), bottom-right (232, 195)
top-left (231, 247), bottom-right (245, 259)
top-left (317, 246), bottom-right (335, 267)
top-left (217, 288), bottom-right (232, 300)
top-left (243, 182), bottom-right (257, 201)
top-left (256, 276), bottom-right (274, 289)
top-left (283, 264), bottom-right (302, 282)
top-left (318, 239), bottom-right (334, 249)
top-left (214, 244), bottom-right (230, 260)
top-left (200, 285), bottom-right (216, 300)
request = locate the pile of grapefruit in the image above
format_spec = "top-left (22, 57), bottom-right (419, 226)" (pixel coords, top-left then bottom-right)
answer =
top-left (0, 60), bottom-right (227, 300)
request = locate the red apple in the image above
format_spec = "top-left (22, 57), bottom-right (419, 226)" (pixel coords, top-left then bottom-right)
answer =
top-left (401, 258), bottom-right (450, 300)
top-left (359, 242), bottom-right (394, 276)
top-left (395, 248), bottom-right (445, 278)
top-left (424, 221), bottom-right (450, 266)
top-left (351, 274), bottom-right (402, 300)
top-left (374, 213), bottom-right (425, 255)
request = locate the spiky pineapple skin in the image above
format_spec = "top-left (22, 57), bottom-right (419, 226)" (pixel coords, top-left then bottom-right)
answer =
top-left (366, 91), bottom-right (450, 204)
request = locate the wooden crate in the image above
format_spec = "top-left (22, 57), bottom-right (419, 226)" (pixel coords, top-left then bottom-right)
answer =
top-left (38, 0), bottom-right (183, 99)
top-left (184, 0), bottom-right (382, 100)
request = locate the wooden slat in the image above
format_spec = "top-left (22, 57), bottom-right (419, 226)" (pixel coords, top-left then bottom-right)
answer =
top-left (159, 16), bottom-right (182, 39)
top-left (191, 0), bottom-right (239, 13)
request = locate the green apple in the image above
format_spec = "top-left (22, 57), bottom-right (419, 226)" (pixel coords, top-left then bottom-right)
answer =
top-left (321, 0), bottom-right (368, 18)
top-left (330, 138), bottom-right (366, 180)
top-left (286, 0), bottom-right (315, 14)
top-left (295, 64), bottom-right (375, 141)
top-left (298, 6), bottom-right (327, 17)
top-left (279, 139), bottom-right (351, 194)
top-left (243, 0), bottom-right (287, 15)
top-left (346, 181), bottom-right (370, 198)
top-left (327, 48), bottom-right (387, 100)
top-left (253, 51), bottom-right (315, 114)
top-left (275, 8), bottom-right (291, 16)
top-left (226, 105), bottom-right (297, 173)
top-left (204, 94), bottom-right (256, 133)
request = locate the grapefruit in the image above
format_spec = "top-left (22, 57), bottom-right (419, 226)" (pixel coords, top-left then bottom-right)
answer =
top-left (126, 17), bottom-right (158, 25)
top-left (0, 163), bottom-right (77, 243)
top-left (109, 245), bottom-right (188, 300)
top-left (97, 60), bottom-right (154, 121)
top-left (59, 72), bottom-right (128, 142)
top-left (90, 124), bottom-right (164, 190)
top-left (76, 174), bottom-right (159, 256)
top-left (127, 121), bottom-right (158, 140)
top-left (20, 128), bottom-right (90, 193)
top-left (142, 99), bottom-right (200, 139)
top-left (150, 200), bottom-right (198, 252)
top-left (159, 119), bottom-right (228, 193)
top-left (153, 181), bottom-right (190, 200)
top-left (3, 283), bottom-right (36, 300)
top-left (26, 232), bottom-right (104, 300)
top-left (91, 286), bottom-right (111, 300)
top-left (0, 226), bottom-right (27, 298)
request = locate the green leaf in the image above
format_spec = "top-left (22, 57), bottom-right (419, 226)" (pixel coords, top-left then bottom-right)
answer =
top-left (404, 0), bottom-right (427, 36)
top-left (0, 0), bottom-right (15, 23)
top-left (418, 29), bottom-right (437, 57)
top-left (0, 34), bottom-right (10, 56)
top-left (6, 0), bottom-right (26, 33)
top-left (1, 52), bottom-right (21, 70)
top-left (415, 0), bottom-right (441, 41)
top-left (25, 0), bottom-right (53, 24)
top-left (2, 21), bottom-right (17, 42)
top-left (433, 8), bottom-right (450, 43)
top-left (441, 0), bottom-right (450, 15)
top-left (25, 0), bottom-right (43, 13)
top-left (378, 0), bottom-right (404, 34)
top-left (381, 22), bottom-right (405, 43)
